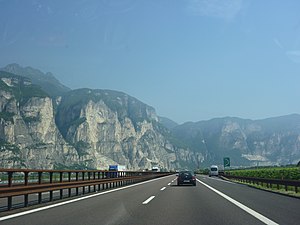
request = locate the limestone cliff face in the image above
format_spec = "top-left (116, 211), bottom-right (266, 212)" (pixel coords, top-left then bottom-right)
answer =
top-left (0, 73), bottom-right (191, 170)
top-left (2, 69), bottom-right (299, 170)
top-left (0, 73), bottom-right (80, 169)
top-left (55, 89), bottom-right (179, 170)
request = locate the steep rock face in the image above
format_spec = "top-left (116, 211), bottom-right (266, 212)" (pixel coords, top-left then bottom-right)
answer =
top-left (0, 73), bottom-right (80, 169)
top-left (55, 89), bottom-right (179, 170)
top-left (173, 116), bottom-right (300, 167)
top-left (2, 67), bottom-right (299, 170)
top-left (0, 73), bottom-right (193, 170)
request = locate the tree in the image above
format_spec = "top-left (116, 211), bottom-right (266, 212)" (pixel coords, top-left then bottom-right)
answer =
top-left (297, 160), bottom-right (300, 167)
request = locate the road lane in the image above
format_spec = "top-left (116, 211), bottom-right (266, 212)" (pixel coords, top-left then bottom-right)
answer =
top-left (198, 175), bottom-right (300, 225)
top-left (0, 175), bottom-right (299, 225)
top-left (0, 175), bottom-right (174, 225)
top-left (120, 177), bottom-right (266, 225)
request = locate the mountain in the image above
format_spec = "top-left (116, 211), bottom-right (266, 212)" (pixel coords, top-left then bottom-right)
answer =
top-left (0, 65), bottom-right (300, 170)
top-left (1, 63), bottom-right (70, 97)
top-left (172, 115), bottom-right (300, 167)
top-left (0, 71), bottom-right (195, 170)
top-left (158, 116), bottom-right (179, 130)
top-left (0, 71), bottom-right (79, 169)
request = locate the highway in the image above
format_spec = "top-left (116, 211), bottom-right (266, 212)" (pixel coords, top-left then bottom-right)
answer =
top-left (0, 175), bottom-right (299, 225)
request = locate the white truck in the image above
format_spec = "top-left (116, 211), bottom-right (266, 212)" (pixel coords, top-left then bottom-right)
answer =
top-left (209, 165), bottom-right (219, 177)
top-left (151, 166), bottom-right (160, 172)
top-left (109, 165), bottom-right (126, 171)
top-left (108, 165), bottom-right (126, 178)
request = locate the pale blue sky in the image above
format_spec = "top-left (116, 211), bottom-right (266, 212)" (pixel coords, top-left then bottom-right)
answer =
top-left (1, 0), bottom-right (300, 123)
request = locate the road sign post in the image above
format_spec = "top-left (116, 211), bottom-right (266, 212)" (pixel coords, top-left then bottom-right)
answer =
top-left (223, 157), bottom-right (230, 171)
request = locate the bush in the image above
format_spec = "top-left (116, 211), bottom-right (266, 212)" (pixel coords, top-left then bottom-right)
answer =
top-left (228, 167), bottom-right (300, 180)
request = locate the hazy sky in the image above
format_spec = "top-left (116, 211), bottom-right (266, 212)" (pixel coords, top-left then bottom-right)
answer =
top-left (1, 0), bottom-right (300, 123)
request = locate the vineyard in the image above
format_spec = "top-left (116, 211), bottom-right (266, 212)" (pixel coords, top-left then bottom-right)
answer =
top-left (227, 166), bottom-right (300, 180)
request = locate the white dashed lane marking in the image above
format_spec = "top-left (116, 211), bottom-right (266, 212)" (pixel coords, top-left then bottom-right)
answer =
top-left (142, 196), bottom-right (155, 205)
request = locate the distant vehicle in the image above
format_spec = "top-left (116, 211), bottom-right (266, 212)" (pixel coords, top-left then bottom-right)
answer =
top-left (152, 166), bottom-right (160, 172)
top-left (109, 165), bottom-right (126, 171)
top-left (209, 165), bottom-right (219, 177)
top-left (108, 165), bottom-right (126, 178)
top-left (177, 171), bottom-right (196, 186)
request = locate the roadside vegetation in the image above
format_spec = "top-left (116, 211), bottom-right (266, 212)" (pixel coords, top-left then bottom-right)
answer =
top-left (227, 166), bottom-right (300, 180)
top-left (225, 165), bottom-right (300, 198)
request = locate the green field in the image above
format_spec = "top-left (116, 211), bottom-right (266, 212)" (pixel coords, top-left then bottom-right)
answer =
top-left (227, 166), bottom-right (300, 180)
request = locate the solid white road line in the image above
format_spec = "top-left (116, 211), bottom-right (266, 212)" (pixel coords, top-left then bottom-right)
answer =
top-left (0, 175), bottom-right (173, 222)
top-left (196, 179), bottom-right (279, 225)
top-left (142, 196), bottom-right (155, 205)
top-left (160, 187), bottom-right (166, 191)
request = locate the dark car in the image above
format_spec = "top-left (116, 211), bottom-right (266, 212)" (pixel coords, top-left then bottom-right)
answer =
top-left (177, 171), bottom-right (196, 186)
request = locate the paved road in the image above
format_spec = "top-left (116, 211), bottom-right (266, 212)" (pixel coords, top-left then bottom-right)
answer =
top-left (0, 175), bottom-right (299, 225)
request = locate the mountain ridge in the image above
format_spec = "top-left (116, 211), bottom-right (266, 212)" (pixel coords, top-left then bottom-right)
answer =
top-left (1, 63), bottom-right (70, 97)
top-left (0, 64), bottom-right (300, 169)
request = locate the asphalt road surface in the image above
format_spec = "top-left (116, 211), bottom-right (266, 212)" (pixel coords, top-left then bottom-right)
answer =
top-left (0, 175), bottom-right (299, 225)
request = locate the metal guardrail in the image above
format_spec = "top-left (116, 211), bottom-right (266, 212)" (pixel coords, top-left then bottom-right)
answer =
top-left (0, 169), bottom-right (172, 211)
top-left (223, 174), bottom-right (300, 193)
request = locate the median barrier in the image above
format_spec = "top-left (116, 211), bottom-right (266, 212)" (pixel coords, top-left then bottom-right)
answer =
top-left (0, 169), bottom-right (172, 211)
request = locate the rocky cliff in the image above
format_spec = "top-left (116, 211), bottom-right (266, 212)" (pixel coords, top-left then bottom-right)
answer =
top-left (171, 116), bottom-right (300, 167)
top-left (0, 71), bottom-right (190, 170)
top-left (0, 72), bottom-right (79, 169)
top-left (1, 67), bottom-right (300, 170)
top-left (55, 88), bottom-right (184, 170)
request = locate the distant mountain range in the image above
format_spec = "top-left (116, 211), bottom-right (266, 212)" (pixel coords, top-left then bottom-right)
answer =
top-left (169, 115), bottom-right (300, 167)
top-left (0, 63), bottom-right (299, 170)
top-left (1, 63), bottom-right (70, 97)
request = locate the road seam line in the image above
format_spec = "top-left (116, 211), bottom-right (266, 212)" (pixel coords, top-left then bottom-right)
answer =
top-left (197, 179), bottom-right (279, 225)
top-left (142, 196), bottom-right (155, 205)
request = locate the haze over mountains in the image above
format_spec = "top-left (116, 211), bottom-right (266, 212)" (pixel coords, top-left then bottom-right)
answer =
top-left (0, 64), bottom-right (299, 170)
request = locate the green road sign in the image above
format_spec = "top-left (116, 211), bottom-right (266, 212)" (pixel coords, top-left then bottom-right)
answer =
top-left (224, 157), bottom-right (230, 167)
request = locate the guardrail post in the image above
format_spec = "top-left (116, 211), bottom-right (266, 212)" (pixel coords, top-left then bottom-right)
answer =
top-left (24, 194), bottom-right (29, 207)
top-left (76, 172), bottom-right (79, 196)
top-left (49, 172), bottom-right (53, 201)
top-left (24, 172), bottom-right (29, 207)
top-left (82, 172), bottom-right (85, 194)
top-left (8, 196), bottom-right (12, 210)
top-left (24, 172), bottom-right (29, 186)
top-left (38, 172), bottom-right (42, 184)
top-left (88, 172), bottom-right (91, 193)
top-left (8, 172), bottom-right (13, 187)
top-left (38, 172), bottom-right (42, 204)
top-left (38, 192), bottom-right (42, 204)
top-left (60, 172), bottom-right (63, 199)
top-left (93, 172), bottom-right (96, 192)
top-left (98, 172), bottom-right (101, 191)
top-left (68, 172), bottom-right (72, 197)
